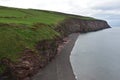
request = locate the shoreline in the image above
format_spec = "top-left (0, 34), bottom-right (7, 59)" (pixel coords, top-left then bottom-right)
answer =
top-left (32, 33), bottom-right (79, 80)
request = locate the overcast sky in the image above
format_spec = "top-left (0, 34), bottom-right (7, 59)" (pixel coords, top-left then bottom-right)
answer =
top-left (0, 0), bottom-right (120, 27)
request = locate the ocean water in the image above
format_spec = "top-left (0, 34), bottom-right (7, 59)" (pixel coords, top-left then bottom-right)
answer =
top-left (70, 27), bottom-right (120, 80)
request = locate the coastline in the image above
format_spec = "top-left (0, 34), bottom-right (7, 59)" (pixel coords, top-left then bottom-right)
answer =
top-left (0, 6), bottom-right (111, 80)
top-left (32, 33), bottom-right (79, 80)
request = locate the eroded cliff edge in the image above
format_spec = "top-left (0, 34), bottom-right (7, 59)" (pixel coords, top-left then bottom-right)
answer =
top-left (56, 18), bottom-right (110, 36)
top-left (1, 18), bottom-right (111, 80)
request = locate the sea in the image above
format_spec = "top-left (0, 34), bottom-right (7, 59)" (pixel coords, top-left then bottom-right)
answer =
top-left (70, 27), bottom-right (120, 80)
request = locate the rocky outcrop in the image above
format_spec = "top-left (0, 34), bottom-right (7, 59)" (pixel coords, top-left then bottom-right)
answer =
top-left (1, 49), bottom-right (42, 80)
top-left (56, 18), bottom-right (110, 36)
top-left (35, 39), bottom-right (61, 67)
top-left (1, 39), bottom-right (62, 80)
top-left (1, 18), bottom-right (111, 80)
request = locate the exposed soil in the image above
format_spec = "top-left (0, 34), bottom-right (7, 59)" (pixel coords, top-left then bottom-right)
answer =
top-left (0, 18), bottom-right (111, 80)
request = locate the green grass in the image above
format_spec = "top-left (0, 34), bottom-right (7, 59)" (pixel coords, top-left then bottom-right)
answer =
top-left (0, 24), bottom-right (59, 60)
top-left (0, 7), bottom-right (66, 25)
top-left (0, 24), bottom-right (60, 74)
top-left (0, 6), bottom-right (67, 61)
top-left (0, 9), bottom-right (26, 17)
top-left (0, 6), bottom-right (97, 74)
top-left (0, 6), bottom-right (96, 25)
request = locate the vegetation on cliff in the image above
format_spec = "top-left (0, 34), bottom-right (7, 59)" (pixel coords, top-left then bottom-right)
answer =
top-left (0, 6), bottom-right (110, 79)
top-left (0, 7), bottom-right (95, 61)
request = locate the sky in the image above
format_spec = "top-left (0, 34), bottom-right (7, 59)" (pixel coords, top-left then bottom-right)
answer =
top-left (0, 0), bottom-right (120, 27)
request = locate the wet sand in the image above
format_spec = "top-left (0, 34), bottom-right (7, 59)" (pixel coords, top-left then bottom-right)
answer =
top-left (32, 33), bottom-right (79, 80)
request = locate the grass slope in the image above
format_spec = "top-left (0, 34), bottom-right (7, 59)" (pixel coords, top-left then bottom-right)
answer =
top-left (0, 6), bottom-right (96, 73)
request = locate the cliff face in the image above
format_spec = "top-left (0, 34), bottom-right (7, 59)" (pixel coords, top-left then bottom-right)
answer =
top-left (56, 18), bottom-right (110, 36)
top-left (1, 18), bottom-right (111, 80)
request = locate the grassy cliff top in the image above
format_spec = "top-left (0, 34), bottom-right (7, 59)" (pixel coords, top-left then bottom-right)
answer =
top-left (0, 6), bottom-right (96, 25)
top-left (0, 6), bottom-right (97, 73)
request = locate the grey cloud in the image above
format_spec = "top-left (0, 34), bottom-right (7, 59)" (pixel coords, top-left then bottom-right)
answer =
top-left (109, 20), bottom-right (120, 27)
top-left (94, 13), bottom-right (120, 27)
top-left (92, 1), bottom-right (120, 10)
top-left (94, 13), bottom-right (120, 19)
top-left (93, 5), bottom-right (120, 10)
